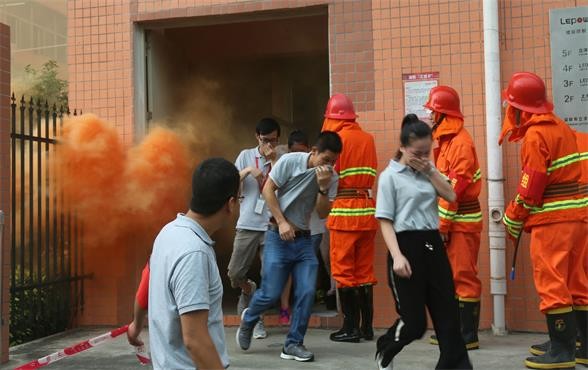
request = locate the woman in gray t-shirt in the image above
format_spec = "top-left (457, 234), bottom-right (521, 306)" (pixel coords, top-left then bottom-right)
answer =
top-left (374, 114), bottom-right (472, 370)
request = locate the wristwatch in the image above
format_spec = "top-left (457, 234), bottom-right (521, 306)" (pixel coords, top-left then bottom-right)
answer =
top-left (318, 188), bottom-right (328, 196)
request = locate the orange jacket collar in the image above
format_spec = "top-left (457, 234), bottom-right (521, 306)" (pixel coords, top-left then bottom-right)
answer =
top-left (322, 118), bottom-right (358, 132)
top-left (498, 105), bottom-right (557, 145)
top-left (433, 116), bottom-right (464, 141)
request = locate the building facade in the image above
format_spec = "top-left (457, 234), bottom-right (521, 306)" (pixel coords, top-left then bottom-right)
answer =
top-left (64, 0), bottom-right (587, 334)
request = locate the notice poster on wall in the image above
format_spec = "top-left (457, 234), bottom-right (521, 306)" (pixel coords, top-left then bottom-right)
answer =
top-left (403, 72), bottom-right (439, 119)
top-left (549, 7), bottom-right (588, 133)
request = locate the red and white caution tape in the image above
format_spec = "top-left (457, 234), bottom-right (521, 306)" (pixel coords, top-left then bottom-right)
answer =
top-left (13, 325), bottom-right (148, 369)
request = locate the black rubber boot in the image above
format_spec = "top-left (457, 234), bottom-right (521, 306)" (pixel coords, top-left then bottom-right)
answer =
top-left (530, 340), bottom-right (550, 356)
top-left (529, 339), bottom-right (582, 356)
top-left (525, 311), bottom-right (577, 369)
top-left (576, 309), bottom-right (587, 367)
top-left (358, 285), bottom-right (374, 340)
top-left (460, 300), bottom-right (480, 350)
top-left (329, 287), bottom-right (361, 343)
top-left (430, 300), bottom-right (480, 350)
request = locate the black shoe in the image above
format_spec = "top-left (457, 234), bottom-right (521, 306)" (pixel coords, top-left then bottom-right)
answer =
top-left (358, 285), bottom-right (374, 341)
top-left (329, 287), bottom-right (361, 343)
top-left (459, 300), bottom-right (480, 350)
top-left (525, 310), bottom-right (577, 369)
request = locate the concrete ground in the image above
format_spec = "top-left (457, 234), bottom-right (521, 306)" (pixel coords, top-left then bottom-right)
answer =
top-left (4, 327), bottom-right (553, 370)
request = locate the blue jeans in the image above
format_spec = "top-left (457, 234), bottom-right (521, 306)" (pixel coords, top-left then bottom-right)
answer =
top-left (244, 229), bottom-right (318, 347)
top-left (311, 234), bottom-right (323, 257)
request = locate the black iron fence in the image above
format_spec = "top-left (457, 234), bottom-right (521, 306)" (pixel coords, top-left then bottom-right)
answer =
top-left (10, 94), bottom-right (90, 345)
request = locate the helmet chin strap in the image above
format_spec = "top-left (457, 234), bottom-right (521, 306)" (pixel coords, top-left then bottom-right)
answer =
top-left (431, 113), bottom-right (446, 133)
top-left (515, 108), bottom-right (521, 127)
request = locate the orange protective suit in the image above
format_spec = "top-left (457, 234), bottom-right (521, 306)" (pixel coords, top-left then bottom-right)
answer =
top-left (500, 107), bottom-right (588, 313)
top-left (322, 118), bottom-right (378, 288)
top-left (433, 116), bottom-right (483, 301)
top-left (575, 130), bottom-right (588, 312)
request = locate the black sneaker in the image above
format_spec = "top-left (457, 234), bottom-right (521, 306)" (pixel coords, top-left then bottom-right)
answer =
top-left (236, 308), bottom-right (254, 351)
top-left (280, 343), bottom-right (314, 362)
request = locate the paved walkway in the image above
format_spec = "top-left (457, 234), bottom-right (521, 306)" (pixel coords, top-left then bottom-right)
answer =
top-left (4, 326), bottom-right (551, 369)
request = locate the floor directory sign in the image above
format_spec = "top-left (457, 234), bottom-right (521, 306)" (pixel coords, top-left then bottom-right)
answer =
top-left (550, 7), bottom-right (588, 132)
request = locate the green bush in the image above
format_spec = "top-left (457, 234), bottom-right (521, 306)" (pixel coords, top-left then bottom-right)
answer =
top-left (10, 276), bottom-right (72, 346)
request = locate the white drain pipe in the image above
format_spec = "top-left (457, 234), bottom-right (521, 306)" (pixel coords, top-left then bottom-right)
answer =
top-left (483, 0), bottom-right (507, 335)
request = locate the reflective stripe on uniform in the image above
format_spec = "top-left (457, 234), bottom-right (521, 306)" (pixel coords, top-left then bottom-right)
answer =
top-left (528, 196), bottom-right (588, 215)
top-left (329, 207), bottom-right (376, 216)
top-left (439, 206), bottom-right (482, 223)
top-left (547, 152), bottom-right (581, 174)
top-left (472, 168), bottom-right (482, 182)
top-left (339, 167), bottom-right (377, 179)
top-left (453, 212), bottom-right (483, 222)
top-left (438, 205), bottom-right (456, 221)
top-left (503, 214), bottom-right (523, 228)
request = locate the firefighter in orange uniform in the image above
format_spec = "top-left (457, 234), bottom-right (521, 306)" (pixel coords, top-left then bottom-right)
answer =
top-left (424, 86), bottom-right (483, 350)
top-left (500, 72), bottom-right (588, 369)
top-left (322, 94), bottom-right (378, 343)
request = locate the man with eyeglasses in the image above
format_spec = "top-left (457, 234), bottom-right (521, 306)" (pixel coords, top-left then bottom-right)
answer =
top-left (227, 117), bottom-right (281, 340)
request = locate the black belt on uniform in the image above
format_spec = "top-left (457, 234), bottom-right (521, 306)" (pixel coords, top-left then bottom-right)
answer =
top-left (267, 223), bottom-right (311, 238)
top-left (456, 200), bottom-right (481, 214)
top-left (543, 182), bottom-right (580, 198)
top-left (336, 188), bottom-right (373, 199)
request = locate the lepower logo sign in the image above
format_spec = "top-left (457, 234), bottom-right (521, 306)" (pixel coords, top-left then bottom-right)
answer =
top-left (560, 16), bottom-right (588, 25)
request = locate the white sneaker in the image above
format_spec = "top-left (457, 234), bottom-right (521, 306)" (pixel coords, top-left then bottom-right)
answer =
top-left (376, 353), bottom-right (393, 370)
top-left (253, 319), bottom-right (267, 339)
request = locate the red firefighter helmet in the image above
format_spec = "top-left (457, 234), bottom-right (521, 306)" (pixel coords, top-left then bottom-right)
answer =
top-left (423, 86), bottom-right (463, 118)
top-left (324, 93), bottom-right (357, 120)
top-left (503, 72), bottom-right (553, 114)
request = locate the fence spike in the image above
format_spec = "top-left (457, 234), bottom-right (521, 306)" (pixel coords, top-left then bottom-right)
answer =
top-left (52, 103), bottom-right (57, 113)
top-left (73, 109), bottom-right (77, 116)
top-left (44, 100), bottom-right (49, 109)
top-left (11, 92), bottom-right (15, 102)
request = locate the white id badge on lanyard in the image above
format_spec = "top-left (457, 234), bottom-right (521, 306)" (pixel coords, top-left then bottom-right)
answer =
top-left (254, 195), bottom-right (265, 215)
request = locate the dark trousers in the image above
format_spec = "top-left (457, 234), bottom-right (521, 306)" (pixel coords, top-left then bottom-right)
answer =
top-left (376, 230), bottom-right (472, 369)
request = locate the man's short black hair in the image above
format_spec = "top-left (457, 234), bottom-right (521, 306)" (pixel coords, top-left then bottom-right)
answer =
top-left (315, 131), bottom-right (342, 154)
top-left (255, 117), bottom-right (281, 137)
top-left (288, 129), bottom-right (309, 149)
top-left (190, 158), bottom-right (240, 216)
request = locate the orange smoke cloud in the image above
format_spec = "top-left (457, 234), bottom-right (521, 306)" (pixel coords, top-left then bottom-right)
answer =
top-left (58, 115), bottom-right (192, 249)
top-left (55, 114), bottom-right (193, 324)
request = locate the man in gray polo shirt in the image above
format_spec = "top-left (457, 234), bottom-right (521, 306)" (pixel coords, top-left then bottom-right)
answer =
top-left (236, 131), bottom-right (342, 362)
top-left (227, 117), bottom-right (281, 339)
top-left (149, 158), bottom-right (240, 369)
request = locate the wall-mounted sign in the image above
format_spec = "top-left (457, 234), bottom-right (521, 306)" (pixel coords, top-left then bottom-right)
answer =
top-left (402, 72), bottom-right (439, 119)
top-left (549, 7), bottom-right (588, 132)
